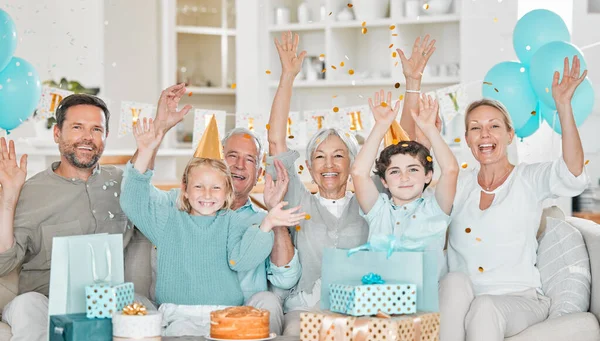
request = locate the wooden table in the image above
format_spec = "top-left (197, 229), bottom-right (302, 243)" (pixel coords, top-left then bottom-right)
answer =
top-left (164, 336), bottom-right (299, 341)
top-left (573, 212), bottom-right (600, 224)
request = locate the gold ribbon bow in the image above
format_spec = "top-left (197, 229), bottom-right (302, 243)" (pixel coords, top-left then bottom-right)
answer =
top-left (122, 302), bottom-right (147, 316)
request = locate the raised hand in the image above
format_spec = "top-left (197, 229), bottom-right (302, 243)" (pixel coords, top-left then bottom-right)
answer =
top-left (261, 202), bottom-right (306, 233)
top-left (396, 35), bottom-right (436, 81)
top-left (0, 138), bottom-right (27, 199)
top-left (133, 118), bottom-right (164, 152)
top-left (552, 55), bottom-right (588, 107)
top-left (274, 31), bottom-right (307, 76)
top-left (264, 160), bottom-right (289, 211)
top-left (411, 94), bottom-right (440, 131)
top-left (368, 90), bottom-right (401, 126)
top-left (154, 83), bottom-right (193, 134)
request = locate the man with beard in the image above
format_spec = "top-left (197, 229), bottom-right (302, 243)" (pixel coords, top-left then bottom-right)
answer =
top-left (0, 94), bottom-right (134, 341)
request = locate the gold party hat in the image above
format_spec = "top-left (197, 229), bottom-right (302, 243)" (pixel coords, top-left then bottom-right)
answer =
top-left (383, 120), bottom-right (410, 147)
top-left (194, 114), bottom-right (223, 159)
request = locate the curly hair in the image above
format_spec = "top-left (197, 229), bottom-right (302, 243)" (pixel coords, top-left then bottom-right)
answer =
top-left (177, 158), bottom-right (235, 213)
top-left (374, 140), bottom-right (434, 190)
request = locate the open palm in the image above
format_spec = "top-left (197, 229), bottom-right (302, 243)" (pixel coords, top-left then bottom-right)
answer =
top-left (396, 35), bottom-right (436, 81)
top-left (274, 31), bottom-right (307, 76)
top-left (368, 90), bottom-right (401, 126)
top-left (411, 94), bottom-right (440, 130)
top-left (552, 55), bottom-right (588, 106)
top-left (0, 138), bottom-right (27, 197)
top-left (154, 83), bottom-right (192, 134)
top-left (133, 118), bottom-right (163, 152)
top-left (264, 160), bottom-right (289, 211)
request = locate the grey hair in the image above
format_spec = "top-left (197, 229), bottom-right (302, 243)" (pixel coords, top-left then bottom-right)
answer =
top-left (305, 128), bottom-right (359, 168)
top-left (221, 127), bottom-right (264, 164)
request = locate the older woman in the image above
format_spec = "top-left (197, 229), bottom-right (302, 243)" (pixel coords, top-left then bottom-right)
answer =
top-left (405, 57), bottom-right (590, 340)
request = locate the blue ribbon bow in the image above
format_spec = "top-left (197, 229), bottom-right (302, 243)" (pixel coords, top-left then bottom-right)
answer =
top-left (347, 234), bottom-right (397, 259)
top-left (361, 272), bottom-right (385, 285)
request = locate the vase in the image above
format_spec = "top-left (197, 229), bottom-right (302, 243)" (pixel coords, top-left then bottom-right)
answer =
top-left (422, 0), bottom-right (453, 15)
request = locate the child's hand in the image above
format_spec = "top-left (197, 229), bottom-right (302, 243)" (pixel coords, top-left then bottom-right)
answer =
top-left (261, 202), bottom-right (306, 233)
top-left (133, 118), bottom-right (164, 152)
top-left (368, 89), bottom-right (401, 126)
top-left (411, 94), bottom-right (440, 131)
top-left (264, 160), bottom-right (289, 211)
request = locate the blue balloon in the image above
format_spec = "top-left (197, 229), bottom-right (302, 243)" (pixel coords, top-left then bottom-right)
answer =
top-left (515, 104), bottom-right (540, 139)
top-left (513, 10), bottom-right (570, 66)
top-left (540, 78), bottom-right (595, 135)
top-left (482, 61), bottom-right (538, 131)
top-left (0, 9), bottom-right (18, 72)
top-left (0, 57), bottom-right (42, 131)
top-left (529, 41), bottom-right (587, 109)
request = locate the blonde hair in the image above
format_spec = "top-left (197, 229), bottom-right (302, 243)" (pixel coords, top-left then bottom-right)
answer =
top-left (177, 158), bottom-right (235, 213)
top-left (464, 99), bottom-right (514, 132)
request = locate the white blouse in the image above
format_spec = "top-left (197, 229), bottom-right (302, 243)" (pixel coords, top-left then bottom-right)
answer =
top-left (314, 191), bottom-right (354, 219)
top-left (448, 157), bottom-right (589, 296)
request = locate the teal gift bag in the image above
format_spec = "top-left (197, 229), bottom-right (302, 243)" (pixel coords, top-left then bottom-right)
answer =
top-left (48, 234), bottom-right (124, 316)
top-left (50, 313), bottom-right (112, 341)
top-left (320, 248), bottom-right (438, 312)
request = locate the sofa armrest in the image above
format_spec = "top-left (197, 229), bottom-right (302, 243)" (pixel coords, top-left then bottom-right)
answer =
top-left (566, 216), bottom-right (600, 321)
top-left (0, 268), bottom-right (19, 314)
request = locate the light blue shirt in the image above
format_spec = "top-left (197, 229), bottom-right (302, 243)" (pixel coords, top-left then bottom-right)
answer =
top-left (360, 194), bottom-right (451, 279)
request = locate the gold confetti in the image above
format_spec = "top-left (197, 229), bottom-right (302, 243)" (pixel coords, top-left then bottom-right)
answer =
top-left (295, 225), bottom-right (302, 231)
top-left (345, 132), bottom-right (351, 137)
top-left (494, 88), bottom-right (499, 93)
top-left (394, 61), bottom-right (399, 67)
top-left (333, 106), bottom-right (340, 112)
top-left (322, 68), bottom-right (326, 73)
top-left (361, 21), bottom-right (366, 27)
top-left (389, 43), bottom-right (394, 48)
top-left (478, 267), bottom-right (484, 273)
top-left (298, 171), bottom-right (302, 174)
top-left (288, 135), bottom-right (294, 139)
top-left (319, 53), bottom-right (325, 58)
top-left (243, 134), bottom-right (251, 139)
top-left (331, 65), bottom-right (337, 70)
top-left (347, 3), bottom-right (353, 8)
top-left (585, 160), bottom-right (590, 165)
top-left (381, 102), bottom-right (388, 107)
top-left (299, 165), bottom-right (304, 170)
top-left (329, 12), bottom-right (332, 16)
top-left (362, 27), bottom-right (368, 34)
top-left (266, 124), bottom-right (271, 130)
top-left (465, 228), bottom-right (471, 233)
top-left (340, 61), bottom-right (345, 67)
top-left (399, 94), bottom-right (404, 100)
top-left (265, 70), bottom-right (271, 74)
top-left (231, 83), bottom-right (236, 89)
top-left (461, 162), bottom-right (468, 169)
top-left (332, 95), bottom-right (338, 98)
top-left (426, 156), bottom-right (433, 162)
top-left (348, 69), bottom-right (354, 75)
top-left (305, 214), bottom-right (311, 220)
top-left (531, 111), bottom-right (536, 116)
top-left (476, 237), bottom-right (482, 242)
top-left (454, 137), bottom-right (461, 143)
top-left (392, 52), bottom-right (397, 58)
top-left (389, 25), bottom-right (396, 30)
top-left (545, 88), bottom-right (549, 93)
top-left (394, 82), bottom-right (400, 89)
top-left (423, 3), bottom-right (430, 10)
top-left (493, 17), bottom-right (498, 23)
top-left (401, 143), bottom-right (409, 148)
top-left (229, 260), bottom-right (236, 266)
top-left (483, 81), bottom-right (493, 86)
top-left (188, 92), bottom-right (193, 97)
top-left (392, 34), bottom-right (398, 36)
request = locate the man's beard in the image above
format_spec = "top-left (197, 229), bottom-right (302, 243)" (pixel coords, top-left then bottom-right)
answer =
top-left (59, 140), bottom-right (103, 169)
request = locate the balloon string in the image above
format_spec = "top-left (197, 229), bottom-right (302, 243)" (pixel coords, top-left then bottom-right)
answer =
top-left (580, 41), bottom-right (600, 51)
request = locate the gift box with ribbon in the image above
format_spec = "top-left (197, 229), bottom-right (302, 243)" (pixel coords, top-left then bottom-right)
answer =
top-left (299, 311), bottom-right (440, 341)
top-left (330, 273), bottom-right (417, 316)
top-left (50, 313), bottom-right (112, 341)
top-left (112, 302), bottom-right (163, 340)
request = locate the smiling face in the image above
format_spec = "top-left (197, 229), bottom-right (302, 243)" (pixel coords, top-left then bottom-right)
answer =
top-left (465, 104), bottom-right (514, 166)
top-left (182, 164), bottom-right (230, 216)
top-left (381, 153), bottom-right (432, 205)
top-left (306, 134), bottom-right (352, 196)
top-left (54, 104), bottom-right (107, 169)
top-left (222, 133), bottom-right (261, 200)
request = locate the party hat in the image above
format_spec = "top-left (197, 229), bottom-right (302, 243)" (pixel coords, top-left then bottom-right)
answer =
top-left (383, 120), bottom-right (410, 147)
top-left (194, 114), bottom-right (223, 159)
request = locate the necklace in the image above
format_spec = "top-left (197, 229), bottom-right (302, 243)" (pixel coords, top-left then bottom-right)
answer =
top-left (478, 166), bottom-right (513, 191)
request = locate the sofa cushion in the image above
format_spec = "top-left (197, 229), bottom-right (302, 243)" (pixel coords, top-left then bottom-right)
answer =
top-left (505, 312), bottom-right (600, 341)
top-left (537, 217), bottom-right (591, 318)
top-left (0, 321), bottom-right (12, 340)
top-left (0, 268), bottom-right (19, 315)
top-left (124, 229), bottom-right (152, 300)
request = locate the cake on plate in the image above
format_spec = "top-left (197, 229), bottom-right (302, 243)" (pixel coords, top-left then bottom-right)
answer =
top-left (210, 306), bottom-right (270, 339)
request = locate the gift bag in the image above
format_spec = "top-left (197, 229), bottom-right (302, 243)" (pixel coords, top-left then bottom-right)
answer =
top-left (49, 234), bottom-right (125, 316)
top-left (321, 248), bottom-right (438, 312)
top-left (49, 313), bottom-right (113, 341)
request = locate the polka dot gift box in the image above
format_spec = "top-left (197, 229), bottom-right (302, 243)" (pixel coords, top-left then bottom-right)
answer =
top-left (85, 282), bottom-right (135, 319)
top-left (329, 273), bottom-right (417, 316)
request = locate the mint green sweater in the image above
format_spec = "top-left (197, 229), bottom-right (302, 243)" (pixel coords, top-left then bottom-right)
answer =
top-left (120, 166), bottom-right (274, 306)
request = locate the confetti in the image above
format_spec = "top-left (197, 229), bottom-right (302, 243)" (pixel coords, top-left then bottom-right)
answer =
top-left (394, 82), bottom-right (400, 88)
top-left (320, 54), bottom-right (325, 58)
top-left (423, 3), bottom-right (430, 10)
top-left (332, 95), bottom-right (338, 98)
top-left (266, 124), bottom-right (271, 130)
top-left (362, 27), bottom-right (368, 34)
top-left (298, 171), bottom-right (302, 174)
top-left (389, 25), bottom-right (396, 30)
top-left (381, 102), bottom-right (388, 108)
top-left (483, 81), bottom-right (492, 86)
top-left (331, 65), bottom-right (337, 70)
top-left (348, 3), bottom-right (353, 8)
top-left (322, 68), bottom-right (327, 73)
top-left (295, 225), bottom-right (302, 231)
top-left (493, 17), bottom-right (498, 23)
top-left (231, 83), bottom-right (236, 89)
top-left (399, 94), bottom-right (404, 100)
top-left (361, 21), bottom-right (366, 27)
top-left (476, 238), bottom-right (482, 242)
top-left (494, 88), bottom-right (499, 93)
top-left (392, 52), bottom-right (397, 58)
top-left (531, 111), bottom-right (536, 116)
top-left (345, 55), bottom-right (350, 60)
top-left (454, 137), bottom-right (461, 143)
top-left (333, 106), bottom-right (340, 112)
top-left (392, 34), bottom-right (398, 36)
top-left (299, 165), bottom-right (304, 170)
top-left (230, 260), bottom-right (236, 266)
top-left (329, 11), bottom-right (332, 16)
top-left (345, 132), bottom-right (351, 137)
top-left (461, 162), bottom-right (468, 169)
top-left (545, 88), bottom-right (549, 93)
top-left (348, 69), bottom-right (354, 75)
top-left (243, 134), bottom-right (251, 139)
top-left (465, 228), bottom-right (472, 233)
top-left (288, 135), bottom-right (295, 139)
top-left (266, 70), bottom-right (271, 74)
top-left (585, 160), bottom-right (590, 165)
top-left (394, 61), bottom-right (399, 67)
top-left (478, 267), bottom-right (484, 273)
top-left (389, 44), bottom-right (394, 48)
top-left (426, 156), bottom-right (433, 162)
top-left (305, 214), bottom-right (311, 220)
top-left (188, 92), bottom-right (192, 96)
top-left (401, 143), bottom-right (408, 147)
top-left (526, 45), bottom-right (531, 51)
top-left (340, 61), bottom-right (345, 67)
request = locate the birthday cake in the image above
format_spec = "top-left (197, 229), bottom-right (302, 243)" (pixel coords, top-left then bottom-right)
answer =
top-left (112, 303), bottom-right (162, 340)
top-left (210, 306), bottom-right (270, 339)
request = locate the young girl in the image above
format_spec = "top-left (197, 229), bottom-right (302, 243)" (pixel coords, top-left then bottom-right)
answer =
top-left (350, 90), bottom-right (459, 279)
top-left (120, 118), bottom-right (306, 307)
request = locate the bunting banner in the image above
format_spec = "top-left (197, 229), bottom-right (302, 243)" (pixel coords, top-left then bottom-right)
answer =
top-left (35, 87), bottom-right (75, 120)
top-left (118, 101), bottom-right (156, 138)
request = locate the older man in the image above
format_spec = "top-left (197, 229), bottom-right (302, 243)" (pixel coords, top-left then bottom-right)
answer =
top-left (0, 94), bottom-right (134, 341)
top-left (137, 84), bottom-right (300, 335)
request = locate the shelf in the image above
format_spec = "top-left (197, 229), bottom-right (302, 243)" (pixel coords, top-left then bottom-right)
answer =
top-left (187, 86), bottom-right (236, 95)
top-left (176, 25), bottom-right (236, 36)
top-left (268, 77), bottom-right (460, 88)
top-left (268, 15), bottom-right (460, 32)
